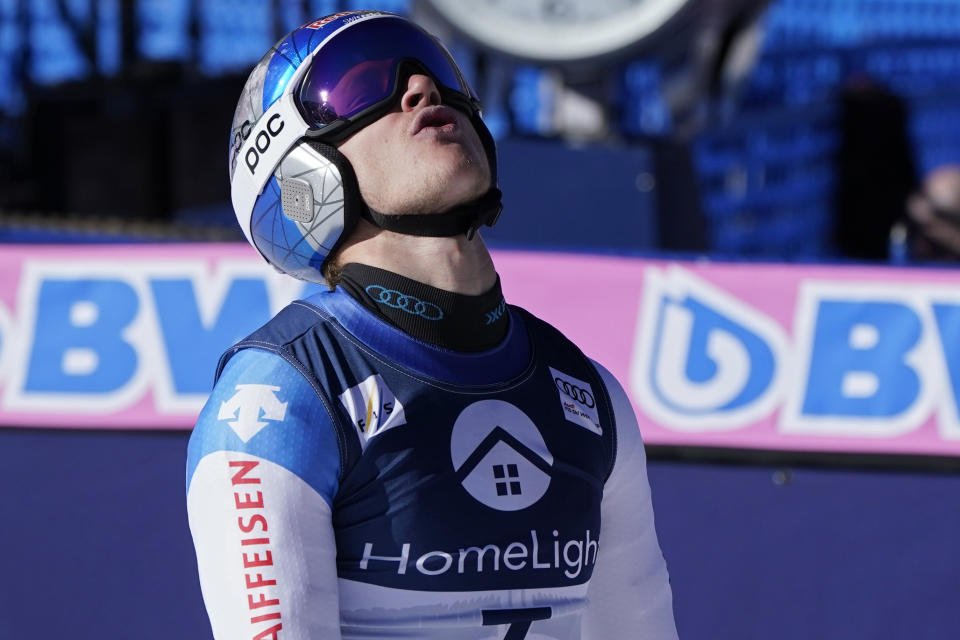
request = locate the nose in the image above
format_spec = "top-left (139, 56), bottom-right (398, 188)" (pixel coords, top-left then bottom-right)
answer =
top-left (400, 73), bottom-right (441, 111)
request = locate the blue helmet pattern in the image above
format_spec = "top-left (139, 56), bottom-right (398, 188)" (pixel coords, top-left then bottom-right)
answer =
top-left (228, 11), bottom-right (373, 183)
top-left (228, 12), bottom-right (386, 282)
top-left (228, 11), bottom-right (496, 283)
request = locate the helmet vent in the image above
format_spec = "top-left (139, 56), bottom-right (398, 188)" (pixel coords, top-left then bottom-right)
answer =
top-left (280, 178), bottom-right (315, 223)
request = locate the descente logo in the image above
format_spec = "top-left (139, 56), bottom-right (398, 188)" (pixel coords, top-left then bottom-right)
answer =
top-left (359, 529), bottom-right (598, 580)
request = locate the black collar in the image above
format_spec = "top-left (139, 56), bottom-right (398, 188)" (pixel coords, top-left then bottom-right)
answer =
top-left (338, 263), bottom-right (509, 352)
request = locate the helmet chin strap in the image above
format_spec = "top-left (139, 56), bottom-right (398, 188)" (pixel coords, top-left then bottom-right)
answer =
top-left (361, 187), bottom-right (503, 240)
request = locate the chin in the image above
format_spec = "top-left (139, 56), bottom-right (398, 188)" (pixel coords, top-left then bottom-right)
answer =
top-left (367, 149), bottom-right (490, 215)
top-left (413, 163), bottom-right (490, 214)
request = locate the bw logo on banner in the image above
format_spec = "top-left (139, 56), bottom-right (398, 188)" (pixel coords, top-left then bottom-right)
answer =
top-left (632, 265), bottom-right (789, 431)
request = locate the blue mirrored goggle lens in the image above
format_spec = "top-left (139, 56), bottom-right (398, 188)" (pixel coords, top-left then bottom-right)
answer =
top-left (298, 17), bottom-right (472, 129)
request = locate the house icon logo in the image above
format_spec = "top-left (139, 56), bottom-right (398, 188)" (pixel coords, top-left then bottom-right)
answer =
top-left (450, 400), bottom-right (554, 511)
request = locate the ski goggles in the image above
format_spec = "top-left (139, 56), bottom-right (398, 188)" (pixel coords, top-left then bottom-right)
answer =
top-left (296, 14), bottom-right (480, 141)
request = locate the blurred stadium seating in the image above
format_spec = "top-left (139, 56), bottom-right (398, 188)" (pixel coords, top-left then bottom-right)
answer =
top-left (2, 0), bottom-right (960, 259)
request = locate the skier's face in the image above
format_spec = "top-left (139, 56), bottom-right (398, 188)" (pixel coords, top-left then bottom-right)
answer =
top-left (338, 73), bottom-right (491, 216)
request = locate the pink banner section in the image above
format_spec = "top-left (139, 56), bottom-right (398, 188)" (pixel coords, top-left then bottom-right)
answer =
top-left (497, 251), bottom-right (960, 457)
top-left (1, 243), bottom-right (960, 457)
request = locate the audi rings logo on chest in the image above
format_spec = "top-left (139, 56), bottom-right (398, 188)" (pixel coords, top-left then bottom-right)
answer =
top-left (365, 285), bottom-right (444, 320)
top-left (549, 367), bottom-right (603, 435)
top-left (555, 377), bottom-right (595, 408)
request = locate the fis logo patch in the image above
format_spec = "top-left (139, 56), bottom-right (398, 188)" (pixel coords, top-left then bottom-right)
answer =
top-left (339, 374), bottom-right (406, 448)
top-left (549, 367), bottom-right (602, 434)
top-left (217, 384), bottom-right (288, 442)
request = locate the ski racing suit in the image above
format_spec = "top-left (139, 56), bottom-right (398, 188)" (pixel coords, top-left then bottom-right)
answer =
top-left (186, 285), bottom-right (677, 639)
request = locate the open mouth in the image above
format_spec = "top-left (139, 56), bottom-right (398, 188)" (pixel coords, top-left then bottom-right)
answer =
top-left (412, 106), bottom-right (459, 135)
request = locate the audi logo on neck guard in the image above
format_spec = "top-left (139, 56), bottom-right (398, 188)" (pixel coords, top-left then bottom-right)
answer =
top-left (555, 377), bottom-right (595, 408)
top-left (365, 285), bottom-right (444, 320)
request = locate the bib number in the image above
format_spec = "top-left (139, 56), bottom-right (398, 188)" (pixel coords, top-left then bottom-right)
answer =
top-left (482, 607), bottom-right (552, 639)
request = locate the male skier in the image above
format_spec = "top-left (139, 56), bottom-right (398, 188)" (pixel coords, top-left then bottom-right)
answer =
top-left (187, 10), bottom-right (677, 639)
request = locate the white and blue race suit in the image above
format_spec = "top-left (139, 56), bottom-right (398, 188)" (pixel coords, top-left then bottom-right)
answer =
top-left (186, 286), bottom-right (677, 639)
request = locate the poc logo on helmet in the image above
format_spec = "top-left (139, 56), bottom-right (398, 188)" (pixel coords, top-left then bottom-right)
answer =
top-left (243, 113), bottom-right (285, 176)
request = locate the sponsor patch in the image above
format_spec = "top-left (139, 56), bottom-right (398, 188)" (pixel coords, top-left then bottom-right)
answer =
top-left (450, 400), bottom-right (553, 511)
top-left (217, 384), bottom-right (287, 442)
top-left (549, 367), bottom-right (601, 435)
top-left (339, 374), bottom-right (406, 448)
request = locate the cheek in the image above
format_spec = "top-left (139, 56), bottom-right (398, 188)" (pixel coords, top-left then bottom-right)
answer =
top-left (366, 140), bottom-right (408, 189)
top-left (351, 144), bottom-right (410, 210)
top-left (338, 126), bottom-right (392, 175)
top-left (343, 142), bottom-right (384, 188)
top-left (462, 128), bottom-right (491, 178)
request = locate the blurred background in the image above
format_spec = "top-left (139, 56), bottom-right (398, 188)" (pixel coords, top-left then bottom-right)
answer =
top-left (4, 0), bottom-right (960, 259)
top-left (2, 1), bottom-right (960, 638)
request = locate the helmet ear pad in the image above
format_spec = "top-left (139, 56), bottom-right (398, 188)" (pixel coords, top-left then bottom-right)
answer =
top-left (302, 140), bottom-right (369, 269)
top-left (266, 139), bottom-right (368, 277)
